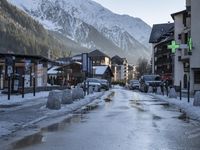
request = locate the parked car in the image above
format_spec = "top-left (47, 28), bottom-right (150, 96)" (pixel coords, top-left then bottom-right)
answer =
top-left (139, 75), bottom-right (161, 93)
top-left (99, 79), bottom-right (109, 90)
top-left (81, 78), bottom-right (102, 92)
top-left (129, 80), bottom-right (140, 90)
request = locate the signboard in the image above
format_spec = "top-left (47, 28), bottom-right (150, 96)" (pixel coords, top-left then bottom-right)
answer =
top-left (82, 53), bottom-right (88, 72)
top-left (37, 64), bottom-right (43, 87)
top-left (87, 57), bottom-right (93, 74)
top-left (167, 40), bottom-right (180, 54)
top-left (24, 59), bottom-right (31, 87)
top-left (7, 66), bottom-right (13, 76)
top-left (168, 38), bottom-right (193, 54)
top-left (14, 79), bottom-right (19, 91)
top-left (24, 75), bottom-right (30, 87)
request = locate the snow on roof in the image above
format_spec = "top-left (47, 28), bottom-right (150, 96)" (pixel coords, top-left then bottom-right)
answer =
top-left (48, 66), bottom-right (60, 74)
top-left (94, 66), bottom-right (108, 75)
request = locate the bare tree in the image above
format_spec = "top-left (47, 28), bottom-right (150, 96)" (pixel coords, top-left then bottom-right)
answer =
top-left (136, 57), bottom-right (150, 78)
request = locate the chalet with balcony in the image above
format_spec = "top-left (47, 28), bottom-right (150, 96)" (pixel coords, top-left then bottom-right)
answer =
top-left (111, 55), bottom-right (129, 83)
top-left (88, 50), bottom-right (111, 67)
top-left (171, 10), bottom-right (191, 90)
top-left (149, 23), bottom-right (174, 85)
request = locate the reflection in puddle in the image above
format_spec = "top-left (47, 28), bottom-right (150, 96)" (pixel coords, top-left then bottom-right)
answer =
top-left (178, 113), bottom-right (190, 122)
top-left (152, 115), bottom-right (162, 120)
top-left (115, 106), bottom-right (130, 110)
top-left (12, 133), bottom-right (43, 149)
top-left (11, 103), bottom-right (98, 150)
top-left (41, 114), bottom-right (87, 132)
top-left (130, 102), bottom-right (147, 112)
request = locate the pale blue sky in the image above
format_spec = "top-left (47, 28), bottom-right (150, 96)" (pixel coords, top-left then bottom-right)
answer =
top-left (92, 0), bottom-right (185, 26)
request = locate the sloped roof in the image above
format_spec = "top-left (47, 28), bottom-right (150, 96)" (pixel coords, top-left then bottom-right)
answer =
top-left (94, 65), bottom-right (113, 77)
top-left (149, 23), bottom-right (174, 43)
top-left (111, 55), bottom-right (124, 65)
top-left (48, 66), bottom-right (60, 75)
top-left (94, 66), bottom-right (108, 75)
top-left (171, 10), bottom-right (187, 20)
top-left (89, 49), bottom-right (110, 58)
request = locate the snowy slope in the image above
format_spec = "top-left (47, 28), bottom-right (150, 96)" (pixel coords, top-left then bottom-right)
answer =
top-left (47, 0), bottom-right (152, 48)
top-left (8, 0), bottom-right (152, 63)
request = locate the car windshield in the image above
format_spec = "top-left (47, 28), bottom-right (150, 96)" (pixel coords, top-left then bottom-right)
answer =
top-left (143, 75), bottom-right (160, 81)
top-left (130, 80), bottom-right (139, 84)
top-left (86, 78), bottom-right (101, 83)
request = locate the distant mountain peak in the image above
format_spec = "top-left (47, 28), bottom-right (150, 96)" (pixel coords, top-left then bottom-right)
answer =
top-left (8, 0), bottom-right (152, 63)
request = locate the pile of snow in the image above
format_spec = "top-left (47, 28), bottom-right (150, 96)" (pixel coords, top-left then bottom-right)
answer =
top-left (46, 90), bottom-right (62, 110)
top-left (168, 88), bottom-right (177, 99)
top-left (151, 93), bottom-right (200, 121)
top-left (61, 89), bottom-right (73, 104)
top-left (148, 86), bottom-right (153, 93)
top-left (193, 91), bottom-right (200, 106)
top-left (156, 87), bottom-right (162, 95)
top-left (89, 86), bottom-right (94, 94)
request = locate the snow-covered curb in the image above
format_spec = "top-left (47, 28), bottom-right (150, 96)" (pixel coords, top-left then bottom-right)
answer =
top-left (0, 91), bottom-right (108, 138)
top-left (25, 92), bottom-right (105, 127)
top-left (0, 91), bottom-right (49, 105)
top-left (150, 93), bottom-right (200, 121)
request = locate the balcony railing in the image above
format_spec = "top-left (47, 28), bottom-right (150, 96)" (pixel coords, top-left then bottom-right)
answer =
top-left (155, 49), bottom-right (170, 56)
top-left (155, 58), bottom-right (172, 65)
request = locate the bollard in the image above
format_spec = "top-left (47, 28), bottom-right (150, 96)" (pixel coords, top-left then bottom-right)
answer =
top-left (87, 81), bottom-right (89, 95)
top-left (33, 76), bottom-right (36, 96)
top-left (166, 81), bottom-right (169, 96)
top-left (180, 80), bottom-right (182, 100)
top-left (188, 81), bottom-right (190, 103)
top-left (22, 76), bottom-right (24, 98)
top-left (8, 76), bottom-right (11, 100)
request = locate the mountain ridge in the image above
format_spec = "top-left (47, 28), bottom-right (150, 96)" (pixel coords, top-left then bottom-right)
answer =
top-left (7, 0), bottom-right (152, 63)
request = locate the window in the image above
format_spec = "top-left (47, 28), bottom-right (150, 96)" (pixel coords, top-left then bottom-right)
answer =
top-left (194, 71), bottom-right (200, 84)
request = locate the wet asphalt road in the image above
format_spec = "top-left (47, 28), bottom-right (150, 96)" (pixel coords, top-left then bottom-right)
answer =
top-left (11, 88), bottom-right (200, 150)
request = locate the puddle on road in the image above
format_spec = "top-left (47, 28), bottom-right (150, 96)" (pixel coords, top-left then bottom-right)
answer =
top-left (12, 132), bottom-right (43, 149)
top-left (105, 111), bottom-right (122, 118)
top-left (130, 102), bottom-right (147, 112)
top-left (177, 113), bottom-right (190, 123)
top-left (115, 106), bottom-right (130, 110)
top-left (152, 114), bottom-right (162, 120)
top-left (41, 114), bottom-right (86, 132)
top-left (11, 102), bottom-right (99, 150)
top-left (104, 91), bottom-right (115, 102)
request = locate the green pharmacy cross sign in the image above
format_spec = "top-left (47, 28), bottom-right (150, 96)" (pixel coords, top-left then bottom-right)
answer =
top-left (168, 40), bottom-right (180, 54)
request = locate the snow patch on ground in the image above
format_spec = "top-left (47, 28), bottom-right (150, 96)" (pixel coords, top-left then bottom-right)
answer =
top-left (0, 91), bottom-right (49, 105)
top-left (0, 121), bottom-right (15, 137)
top-left (151, 93), bottom-right (200, 121)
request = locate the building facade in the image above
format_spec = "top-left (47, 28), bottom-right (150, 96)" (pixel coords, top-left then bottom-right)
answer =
top-left (111, 55), bottom-right (129, 83)
top-left (149, 23), bottom-right (174, 85)
top-left (171, 0), bottom-right (200, 93)
top-left (190, 0), bottom-right (200, 93)
top-left (89, 50), bottom-right (111, 67)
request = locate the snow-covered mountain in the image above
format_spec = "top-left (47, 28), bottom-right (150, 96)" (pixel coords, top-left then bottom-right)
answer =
top-left (8, 0), bottom-right (152, 63)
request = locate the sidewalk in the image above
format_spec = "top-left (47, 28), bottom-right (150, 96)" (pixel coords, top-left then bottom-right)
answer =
top-left (150, 93), bottom-right (200, 121)
top-left (0, 91), bottom-right (50, 105)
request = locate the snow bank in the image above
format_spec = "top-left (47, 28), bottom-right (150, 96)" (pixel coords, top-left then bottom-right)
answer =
top-left (0, 91), bottom-right (49, 105)
top-left (150, 93), bottom-right (200, 121)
